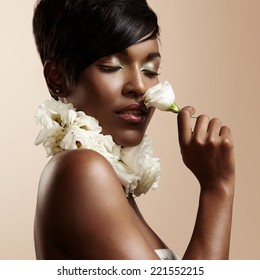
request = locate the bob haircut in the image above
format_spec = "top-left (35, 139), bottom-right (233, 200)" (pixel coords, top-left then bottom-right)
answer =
top-left (32, 0), bottom-right (159, 84)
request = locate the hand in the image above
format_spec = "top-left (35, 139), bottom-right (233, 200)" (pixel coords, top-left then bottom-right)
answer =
top-left (177, 106), bottom-right (235, 191)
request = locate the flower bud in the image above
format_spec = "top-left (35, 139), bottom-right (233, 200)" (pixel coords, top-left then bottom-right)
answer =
top-left (143, 81), bottom-right (180, 113)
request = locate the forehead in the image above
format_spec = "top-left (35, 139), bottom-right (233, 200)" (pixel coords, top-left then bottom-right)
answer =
top-left (120, 39), bottom-right (160, 60)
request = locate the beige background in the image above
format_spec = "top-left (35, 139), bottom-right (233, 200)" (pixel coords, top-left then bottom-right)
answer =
top-left (0, 0), bottom-right (259, 259)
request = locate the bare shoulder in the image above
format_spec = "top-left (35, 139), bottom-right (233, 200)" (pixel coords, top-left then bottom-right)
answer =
top-left (35, 149), bottom-right (159, 260)
top-left (36, 148), bottom-right (125, 225)
top-left (35, 149), bottom-right (123, 257)
top-left (40, 148), bottom-right (119, 191)
top-left (42, 148), bottom-right (117, 184)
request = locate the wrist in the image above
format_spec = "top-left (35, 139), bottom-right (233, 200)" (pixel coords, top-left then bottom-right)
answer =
top-left (200, 180), bottom-right (235, 199)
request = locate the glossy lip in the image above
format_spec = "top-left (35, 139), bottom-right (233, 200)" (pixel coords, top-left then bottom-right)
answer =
top-left (115, 103), bottom-right (149, 124)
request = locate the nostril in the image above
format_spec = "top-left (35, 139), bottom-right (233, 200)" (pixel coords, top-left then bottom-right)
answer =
top-left (124, 90), bottom-right (143, 98)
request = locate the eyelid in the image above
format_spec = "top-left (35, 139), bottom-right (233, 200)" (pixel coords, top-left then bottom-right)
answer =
top-left (141, 62), bottom-right (159, 71)
top-left (141, 62), bottom-right (161, 77)
top-left (98, 56), bottom-right (123, 67)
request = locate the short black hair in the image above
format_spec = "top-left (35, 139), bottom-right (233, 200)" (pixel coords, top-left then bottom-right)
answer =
top-left (32, 0), bottom-right (159, 84)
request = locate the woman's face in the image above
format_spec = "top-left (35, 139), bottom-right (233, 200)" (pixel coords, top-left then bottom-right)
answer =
top-left (64, 38), bottom-right (161, 146)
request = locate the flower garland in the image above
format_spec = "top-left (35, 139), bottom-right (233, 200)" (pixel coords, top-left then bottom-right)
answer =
top-left (34, 98), bottom-right (161, 197)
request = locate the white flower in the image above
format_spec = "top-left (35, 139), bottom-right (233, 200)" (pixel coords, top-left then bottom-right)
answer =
top-left (85, 134), bottom-right (121, 164)
top-left (143, 81), bottom-right (180, 113)
top-left (59, 126), bottom-right (91, 150)
top-left (74, 111), bottom-right (102, 133)
top-left (35, 99), bottom-right (77, 129)
top-left (114, 162), bottom-right (140, 195)
top-left (35, 98), bottom-right (161, 197)
top-left (118, 136), bottom-right (161, 197)
top-left (35, 99), bottom-right (103, 155)
top-left (136, 157), bottom-right (161, 196)
top-left (35, 126), bottom-right (66, 156)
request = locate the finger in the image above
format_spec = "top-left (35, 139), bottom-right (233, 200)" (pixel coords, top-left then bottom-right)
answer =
top-left (207, 118), bottom-right (222, 137)
top-left (219, 126), bottom-right (233, 147)
top-left (219, 125), bottom-right (232, 137)
top-left (193, 115), bottom-right (210, 139)
top-left (177, 106), bottom-right (196, 146)
top-left (219, 126), bottom-right (235, 164)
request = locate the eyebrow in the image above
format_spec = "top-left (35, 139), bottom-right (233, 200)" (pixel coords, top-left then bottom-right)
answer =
top-left (146, 52), bottom-right (161, 60)
top-left (119, 50), bottom-right (161, 61)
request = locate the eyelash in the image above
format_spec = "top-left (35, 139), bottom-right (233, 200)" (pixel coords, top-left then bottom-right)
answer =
top-left (142, 69), bottom-right (160, 78)
top-left (98, 65), bottom-right (122, 72)
top-left (98, 65), bottom-right (160, 78)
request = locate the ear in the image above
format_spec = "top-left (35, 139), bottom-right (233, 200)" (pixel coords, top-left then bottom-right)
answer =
top-left (43, 60), bottom-right (69, 98)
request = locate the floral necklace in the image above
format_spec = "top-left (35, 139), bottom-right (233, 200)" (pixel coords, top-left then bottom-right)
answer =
top-left (34, 81), bottom-right (178, 197)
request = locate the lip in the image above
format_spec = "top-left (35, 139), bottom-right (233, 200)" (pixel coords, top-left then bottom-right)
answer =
top-left (115, 103), bottom-right (149, 124)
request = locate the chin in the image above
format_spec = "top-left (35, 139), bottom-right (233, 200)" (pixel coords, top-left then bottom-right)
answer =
top-left (112, 130), bottom-right (145, 147)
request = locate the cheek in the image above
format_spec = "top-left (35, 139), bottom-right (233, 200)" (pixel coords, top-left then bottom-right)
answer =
top-left (91, 75), bottom-right (123, 103)
top-left (99, 74), bottom-right (123, 92)
top-left (75, 69), bottom-right (124, 111)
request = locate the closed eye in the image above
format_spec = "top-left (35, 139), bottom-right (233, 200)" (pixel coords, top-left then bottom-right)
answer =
top-left (142, 69), bottom-right (160, 78)
top-left (97, 65), bottom-right (122, 73)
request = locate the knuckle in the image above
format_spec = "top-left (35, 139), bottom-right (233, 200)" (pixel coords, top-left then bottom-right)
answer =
top-left (207, 135), bottom-right (217, 146)
top-left (222, 137), bottom-right (233, 149)
top-left (192, 136), bottom-right (204, 147)
top-left (179, 140), bottom-right (190, 151)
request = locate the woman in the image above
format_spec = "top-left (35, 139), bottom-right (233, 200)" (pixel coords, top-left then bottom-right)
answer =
top-left (33, 0), bottom-right (235, 260)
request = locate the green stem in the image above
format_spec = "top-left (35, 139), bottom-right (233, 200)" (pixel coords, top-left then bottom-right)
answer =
top-left (169, 107), bottom-right (197, 118)
top-left (169, 103), bottom-right (181, 114)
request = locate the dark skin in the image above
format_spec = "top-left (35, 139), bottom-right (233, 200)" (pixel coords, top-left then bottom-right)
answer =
top-left (34, 39), bottom-right (235, 260)
top-left (178, 108), bottom-right (235, 259)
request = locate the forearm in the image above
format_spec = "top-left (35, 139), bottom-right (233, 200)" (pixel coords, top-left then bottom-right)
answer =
top-left (182, 183), bottom-right (235, 260)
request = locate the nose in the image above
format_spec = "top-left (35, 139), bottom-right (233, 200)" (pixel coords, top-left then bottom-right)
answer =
top-left (122, 66), bottom-right (147, 99)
